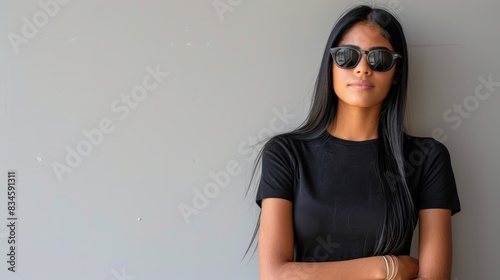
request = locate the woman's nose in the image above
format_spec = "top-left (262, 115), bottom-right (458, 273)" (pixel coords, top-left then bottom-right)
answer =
top-left (354, 54), bottom-right (372, 75)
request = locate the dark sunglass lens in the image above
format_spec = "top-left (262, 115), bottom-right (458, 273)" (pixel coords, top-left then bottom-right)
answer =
top-left (367, 50), bottom-right (394, 71)
top-left (335, 48), bottom-right (359, 68)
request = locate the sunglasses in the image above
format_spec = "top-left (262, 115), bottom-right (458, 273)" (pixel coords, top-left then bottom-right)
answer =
top-left (330, 46), bottom-right (402, 72)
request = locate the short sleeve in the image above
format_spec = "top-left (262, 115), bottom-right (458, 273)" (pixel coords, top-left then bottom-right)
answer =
top-left (418, 140), bottom-right (461, 215)
top-left (256, 137), bottom-right (296, 207)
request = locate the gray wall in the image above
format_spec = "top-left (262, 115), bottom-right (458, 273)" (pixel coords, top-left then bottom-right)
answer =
top-left (0, 0), bottom-right (498, 279)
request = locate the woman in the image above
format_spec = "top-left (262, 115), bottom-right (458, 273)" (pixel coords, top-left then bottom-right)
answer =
top-left (250, 5), bottom-right (461, 280)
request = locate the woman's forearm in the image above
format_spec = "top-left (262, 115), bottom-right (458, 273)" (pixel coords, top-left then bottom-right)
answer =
top-left (262, 256), bottom-right (386, 280)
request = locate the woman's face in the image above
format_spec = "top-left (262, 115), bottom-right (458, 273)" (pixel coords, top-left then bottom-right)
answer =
top-left (332, 23), bottom-right (397, 110)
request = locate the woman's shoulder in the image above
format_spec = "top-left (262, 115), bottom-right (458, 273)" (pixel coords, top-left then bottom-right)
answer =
top-left (403, 133), bottom-right (452, 161)
top-left (263, 132), bottom-right (322, 158)
top-left (265, 131), bottom-right (325, 149)
top-left (263, 133), bottom-right (300, 153)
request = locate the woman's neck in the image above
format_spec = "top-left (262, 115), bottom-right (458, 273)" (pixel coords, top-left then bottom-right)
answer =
top-left (327, 104), bottom-right (381, 141)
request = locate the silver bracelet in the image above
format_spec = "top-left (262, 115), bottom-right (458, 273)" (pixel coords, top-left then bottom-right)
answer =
top-left (381, 255), bottom-right (390, 280)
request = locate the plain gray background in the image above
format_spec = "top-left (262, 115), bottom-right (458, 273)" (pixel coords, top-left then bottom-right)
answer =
top-left (1, 0), bottom-right (499, 279)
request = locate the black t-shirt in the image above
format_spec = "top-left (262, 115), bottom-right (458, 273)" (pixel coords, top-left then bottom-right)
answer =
top-left (256, 131), bottom-right (461, 262)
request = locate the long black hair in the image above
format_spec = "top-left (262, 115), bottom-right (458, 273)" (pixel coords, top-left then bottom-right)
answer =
top-left (244, 4), bottom-right (416, 259)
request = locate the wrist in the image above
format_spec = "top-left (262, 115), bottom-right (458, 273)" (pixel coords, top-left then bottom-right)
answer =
top-left (376, 256), bottom-right (389, 280)
top-left (380, 255), bottom-right (398, 280)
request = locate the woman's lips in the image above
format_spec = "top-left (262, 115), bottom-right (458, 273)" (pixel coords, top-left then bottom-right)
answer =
top-left (348, 80), bottom-right (374, 90)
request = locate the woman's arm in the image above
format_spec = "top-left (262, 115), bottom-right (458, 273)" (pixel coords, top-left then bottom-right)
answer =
top-left (415, 209), bottom-right (453, 280)
top-left (259, 198), bottom-right (418, 280)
